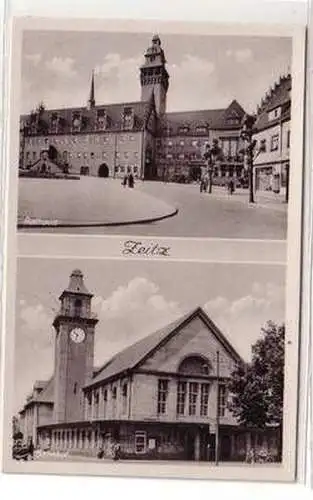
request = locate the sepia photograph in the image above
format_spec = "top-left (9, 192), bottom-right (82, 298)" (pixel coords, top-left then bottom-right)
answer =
top-left (5, 257), bottom-right (296, 481)
top-left (15, 25), bottom-right (300, 239)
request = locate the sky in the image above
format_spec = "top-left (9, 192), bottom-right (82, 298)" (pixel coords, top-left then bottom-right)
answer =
top-left (20, 30), bottom-right (292, 115)
top-left (13, 258), bottom-right (285, 413)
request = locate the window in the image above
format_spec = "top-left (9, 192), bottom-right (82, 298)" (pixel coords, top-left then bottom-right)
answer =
top-left (287, 130), bottom-right (290, 149)
top-left (90, 152), bottom-right (94, 159)
top-left (94, 391), bottom-right (99, 418)
top-left (200, 384), bottom-right (210, 416)
top-left (192, 140), bottom-right (198, 147)
top-left (218, 385), bottom-right (227, 417)
top-left (73, 383), bottom-right (77, 394)
top-left (74, 299), bottom-right (82, 317)
top-left (134, 152), bottom-right (139, 158)
top-left (166, 153), bottom-right (173, 159)
top-left (178, 153), bottom-right (184, 160)
top-left (102, 152), bottom-right (107, 159)
top-left (122, 383), bottom-right (128, 414)
top-left (268, 107), bottom-right (281, 121)
top-left (196, 126), bottom-right (207, 134)
top-left (124, 152), bottom-right (129, 159)
top-left (96, 109), bottom-right (106, 130)
top-left (168, 141), bottom-right (173, 147)
top-left (188, 382), bottom-right (198, 416)
top-left (32, 152), bottom-right (37, 160)
top-left (135, 431), bottom-right (147, 454)
top-left (112, 386), bottom-right (117, 399)
top-left (176, 381), bottom-right (186, 415)
top-left (133, 166), bottom-right (138, 174)
top-left (157, 379), bottom-right (169, 414)
top-left (123, 107), bottom-right (133, 130)
top-left (116, 152), bottom-right (120, 158)
top-left (179, 140), bottom-right (185, 146)
top-left (270, 134), bottom-right (279, 151)
top-left (179, 127), bottom-right (189, 134)
top-left (77, 153), bottom-right (81, 159)
top-left (259, 139), bottom-right (267, 152)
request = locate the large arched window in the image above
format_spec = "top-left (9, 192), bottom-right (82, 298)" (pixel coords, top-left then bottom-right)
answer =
top-left (177, 355), bottom-right (212, 376)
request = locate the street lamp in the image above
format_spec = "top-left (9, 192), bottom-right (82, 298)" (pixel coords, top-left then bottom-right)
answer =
top-left (240, 114), bottom-right (257, 204)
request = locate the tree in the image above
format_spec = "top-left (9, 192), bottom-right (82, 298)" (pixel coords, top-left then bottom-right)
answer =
top-left (203, 139), bottom-right (223, 194)
top-left (228, 322), bottom-right (285, 455)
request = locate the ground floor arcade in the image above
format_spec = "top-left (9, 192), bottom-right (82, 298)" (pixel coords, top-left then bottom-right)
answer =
top-left (37, 421), bottom-right (281, 462)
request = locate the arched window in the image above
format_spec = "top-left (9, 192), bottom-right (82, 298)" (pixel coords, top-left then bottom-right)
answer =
top-left (74, 298), bottom-right (82, 317)
top-left (177, 355), bottom-right (212, 376)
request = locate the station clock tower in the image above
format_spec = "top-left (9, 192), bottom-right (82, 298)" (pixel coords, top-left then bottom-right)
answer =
top-left (52, 269), bottom-right (98, 424)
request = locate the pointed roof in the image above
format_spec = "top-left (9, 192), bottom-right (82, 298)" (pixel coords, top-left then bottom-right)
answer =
top-left (88, 70), bottom-right (95, 109)
top-left (60, 269), bottom-right (93, 298)
top-left (87, 307), bottom-right (244, 389)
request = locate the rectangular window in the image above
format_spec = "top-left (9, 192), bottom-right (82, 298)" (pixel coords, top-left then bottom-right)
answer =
top-left (32, 152), bottom-right (37, 160)
top-left (134, 152), bottom-right (139, 158)
top-left (135, 431), bottom-right (147, 454)
top-left (83, 152), bottom-right (87, 159)
top-left (179, 140), bottom-right (185, 146)
top-left (157, 379), bottom-right (169, 414)
top-left (270, 134), bottom-right (279, 151)
top-left (218, 385), bottom-right (227, 417)
top-left (192, 140), bottom-right (198, 147)
top-left (94, 391), bottom-right (99, 419)
top-left (102, 152), bottom-right (107, 159)
top-left (200, 384), bottom-right (210, 417)
top-left (287, 130), bottom-right (290, 149)
top-left (123, 107), bottom-right (133, 130)
top-left (176, 381), bottom-right (187, 415)
top-left (90, 152), bottom-right (94, 159)
top-left (188, 382), bottom-right (198, 416)
top-left (116, 152), bottom-right (120, 158)
top-left (260, 139), bottom-right (267, 152)
top-left (124, 152), bottom-right (129, 159)
top-left (122, 383), bottom-right (128, 414)
top-left (168, 141), bottom-right (173, 147)
top-left (77, 153), bottom-right (81, 159)
top-left (178, 153), bottom-right (184, 160)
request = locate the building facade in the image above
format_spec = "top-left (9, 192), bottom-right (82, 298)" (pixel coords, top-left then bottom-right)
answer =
top-left (19, 35), bottom-right (247, 183)
top-left (252, 74), bottom-right (291, 194)
top-left (18, 270), bottom-right (280, 462)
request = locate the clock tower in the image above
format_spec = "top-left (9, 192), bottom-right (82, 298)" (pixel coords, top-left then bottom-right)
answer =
top-left (52, 269), bottom-right (98, 424)
top-left (140, 34), bottom-right (169, 117)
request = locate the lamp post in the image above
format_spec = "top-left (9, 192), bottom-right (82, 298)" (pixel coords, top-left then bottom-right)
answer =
top-left (240, 114), bottom-right (257, 204)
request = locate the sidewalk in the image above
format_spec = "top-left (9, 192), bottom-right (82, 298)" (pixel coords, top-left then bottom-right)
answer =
top-left (197, 185), bottom-right (287, 212)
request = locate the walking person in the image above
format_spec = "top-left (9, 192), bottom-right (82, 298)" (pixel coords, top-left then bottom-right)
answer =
top-left (128, 172), bottom-right (134, 188)
top-left (28, 437), bottom-right (34, 460)
top-left (122, 174), bottom-right (128, 187)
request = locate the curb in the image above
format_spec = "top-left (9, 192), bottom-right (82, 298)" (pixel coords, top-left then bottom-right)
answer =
top-left (17, 208), bottom-right (179, 229)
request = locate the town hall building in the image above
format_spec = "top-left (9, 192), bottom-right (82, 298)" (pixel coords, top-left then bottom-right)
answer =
top-left (18, 269), bottom-right (280, 462)
top-left (19, 34), bottom-right (248, 183)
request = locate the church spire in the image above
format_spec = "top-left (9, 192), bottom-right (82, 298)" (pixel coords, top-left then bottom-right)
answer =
top-left (88, 70), bottom-right (95, 109)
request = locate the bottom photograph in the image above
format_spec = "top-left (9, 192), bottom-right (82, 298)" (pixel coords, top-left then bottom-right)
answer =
top-left (10, 258), bottom-right (288, 475)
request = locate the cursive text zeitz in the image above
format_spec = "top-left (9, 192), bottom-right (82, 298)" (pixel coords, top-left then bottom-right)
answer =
top-left (122, 240), bottom-right (170, 257)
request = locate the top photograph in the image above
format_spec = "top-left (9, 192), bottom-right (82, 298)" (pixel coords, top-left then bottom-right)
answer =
top-left (16, 26), bottom-right (301, 239)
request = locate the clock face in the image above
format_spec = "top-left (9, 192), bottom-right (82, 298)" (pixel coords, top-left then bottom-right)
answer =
top-left (70, 328), bottom-right (86, 344)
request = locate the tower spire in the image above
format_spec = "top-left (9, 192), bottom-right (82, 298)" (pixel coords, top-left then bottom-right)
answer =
top-left (88, 70), bottom-right (95, 109)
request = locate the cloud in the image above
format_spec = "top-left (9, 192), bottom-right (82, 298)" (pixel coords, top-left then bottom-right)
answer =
top-left (203, 282), bottom-right (285, 361)
top-left (14, 300), bottom-right (55, 413)
top-left (25, 53), bottom-right (41, 66)
top-left (226, 48), bottom-right (253, 63)
top-left (45, 57), bottom-right (77, 78)
top-left (94, 53), bottom-right (143, 103)
top-left (93, 277), bottom-right (182, 365)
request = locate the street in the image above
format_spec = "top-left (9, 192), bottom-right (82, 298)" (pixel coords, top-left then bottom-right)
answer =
top-left (20, 180), bottom-right (287, 240)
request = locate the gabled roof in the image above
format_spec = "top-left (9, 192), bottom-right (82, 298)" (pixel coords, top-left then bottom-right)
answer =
top-left (87, 306), bottom-right (244, 389)
top-left (20, 378), bottom-right (54, 413)
top-left (164, 100), bottom-right (246, 135)
top-left (21, 100), bottom-right (150, 134)
top-left (254, 75), bottom-right (291, 131)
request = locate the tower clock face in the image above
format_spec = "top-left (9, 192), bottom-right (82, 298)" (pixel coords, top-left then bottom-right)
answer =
top-left (70, 327), bottom-right (86, 344)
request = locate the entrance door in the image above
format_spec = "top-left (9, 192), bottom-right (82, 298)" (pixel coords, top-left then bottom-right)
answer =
top-left (220, 435), bottom-right (232, 461)
top-left (98, 163), bottom-right (109, 178)
top-left (185, 432), bottom-right (195, 460)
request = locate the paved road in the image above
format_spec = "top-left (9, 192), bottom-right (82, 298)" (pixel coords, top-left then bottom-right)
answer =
top-left (19, 181), bottom-right (287, 240)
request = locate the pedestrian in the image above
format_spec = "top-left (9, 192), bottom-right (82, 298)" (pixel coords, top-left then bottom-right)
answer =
top-left (28, 437), bottom-right (34, 460)
top-left (122, 174), bottom-right (128, 187)
top-left (128, 173), bottom-right (134, 188)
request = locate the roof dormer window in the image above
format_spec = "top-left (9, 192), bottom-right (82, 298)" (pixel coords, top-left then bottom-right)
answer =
top-left (50, 112), bottom-right (59, 134)
top-left (123, 107), bottom-right (134, 130)
top-left (268, 107), bottom-right (281, 122)
top-left (96, 109), bottom-right (106, 131)
top-left (72, 111), bottom-right (82, 133)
